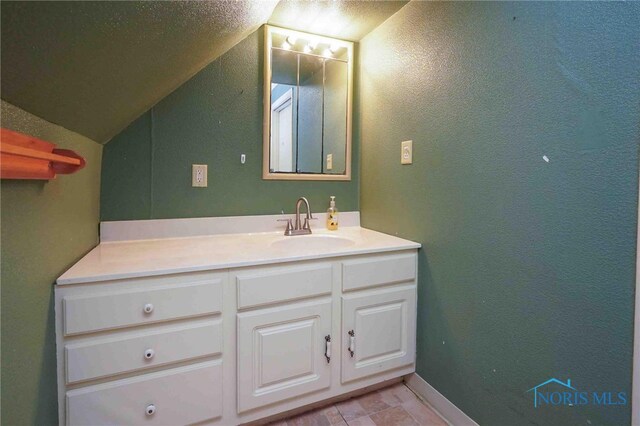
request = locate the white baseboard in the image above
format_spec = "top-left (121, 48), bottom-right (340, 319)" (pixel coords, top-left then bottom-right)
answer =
top-left (404, 373), bottom-right (478, 426)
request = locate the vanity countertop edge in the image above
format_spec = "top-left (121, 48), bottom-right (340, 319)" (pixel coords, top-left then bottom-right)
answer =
top-left (57, 226), bottom-right (421, 286)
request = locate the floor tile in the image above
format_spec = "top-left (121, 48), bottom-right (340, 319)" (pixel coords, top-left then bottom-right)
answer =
top-left (369, 406), bottom-right (419, 426)
top-left (402, 399), bottom-right (448, 426)
top-left (355, 391), bottom-right (391, 414)
top-left (346, 416), bottom-right (376, 426)
top-left (274, 383), bottom-right (448, 426)
top-left (377, 387), bottom-right (403, 407)
top-left (336, 398), bottom-right (367, 422)
top-left (387, 383), bottom-right (417, 403)
top-left (285, 407), bottom-right (331, 426)
top-left (322, 405), bottom-right (346, 425)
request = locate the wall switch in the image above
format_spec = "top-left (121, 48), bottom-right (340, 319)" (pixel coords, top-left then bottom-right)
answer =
top-left (192, 164), bottom-right (208, 187)
top-left (401, 140), bottom-right (413, 165)
top-left (326, 153), bottom-right (333, 170)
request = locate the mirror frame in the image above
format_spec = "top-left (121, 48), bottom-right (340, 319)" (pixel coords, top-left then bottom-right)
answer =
top-left (263, 25), bottom-right (353, 181)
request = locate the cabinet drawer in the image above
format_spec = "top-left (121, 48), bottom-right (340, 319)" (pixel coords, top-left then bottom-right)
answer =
top-left (66, 361), bottom-right (222, 426)
top-left (62, 278), bottom-right (222, 335)
top-left (236, 263), bottom-right (332, 309)
top-left (342, 253), bottom-right (416, 292)
top-left (65, 320), bottom-right (221, 384)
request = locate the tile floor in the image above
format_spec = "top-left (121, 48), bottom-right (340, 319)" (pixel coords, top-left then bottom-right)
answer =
top-left (267, 382), bottom-right (448, 426)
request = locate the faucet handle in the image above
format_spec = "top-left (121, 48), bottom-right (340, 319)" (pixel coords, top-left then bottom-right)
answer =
top-left (277, 218), bottom-right (293, 233)
top-left (303, 217), bottom-right (318, 230)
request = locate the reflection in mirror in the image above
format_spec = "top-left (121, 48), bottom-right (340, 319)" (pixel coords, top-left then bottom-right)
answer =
top-left (297, 54), bottom-right (324, 173)
top-left (264, 26), bottom-right (353, 181)
top-left (270, 49), bottom-right (298, 173)
top-left (324, 59), bottom-right (348, 174)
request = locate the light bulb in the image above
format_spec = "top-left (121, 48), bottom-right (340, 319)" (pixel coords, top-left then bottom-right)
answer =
top-left (329, 43), bottom-right (340, 53)
top-left (323, 48), bottom-right (333, 58)
top-left (303, 44), bottom-right (312, 54)
top-left (286, 35), bottom-right (297, 45)
top-left (282, 41), bottom-right (291, 50)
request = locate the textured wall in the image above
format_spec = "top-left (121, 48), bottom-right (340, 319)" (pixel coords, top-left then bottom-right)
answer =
top-left (0, 100), bottom-right (103, 425)
top-left (101, 29), bottom-right (358, 221)
top-left (359, 2), bottom-right (639, 425)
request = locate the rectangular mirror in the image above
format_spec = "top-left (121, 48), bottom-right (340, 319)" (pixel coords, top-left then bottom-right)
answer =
top-left (263, 26), bottom-right (353, 181)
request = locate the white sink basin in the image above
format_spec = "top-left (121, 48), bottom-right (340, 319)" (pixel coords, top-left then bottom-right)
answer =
top-left (270, 234), bottom-right (356, 251)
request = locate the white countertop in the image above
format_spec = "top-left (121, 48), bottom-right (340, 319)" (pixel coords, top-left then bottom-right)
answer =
top-left (57, 227), bottom-right (421, 285)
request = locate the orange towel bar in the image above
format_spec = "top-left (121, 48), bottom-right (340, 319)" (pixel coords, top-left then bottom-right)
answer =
top-left (0, 128), bottom-right (86, 180)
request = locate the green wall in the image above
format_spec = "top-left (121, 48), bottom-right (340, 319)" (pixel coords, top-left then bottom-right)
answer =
top-left (359, 2), bottom-right (639, 425)
top-left (1, 100), bottom-right (103, 424)
top-left (101, 29), bottom-right (359, 221)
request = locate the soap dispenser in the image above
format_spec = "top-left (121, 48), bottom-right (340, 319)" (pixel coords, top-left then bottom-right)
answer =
top-left (327, 196), bottom-right (338, 230)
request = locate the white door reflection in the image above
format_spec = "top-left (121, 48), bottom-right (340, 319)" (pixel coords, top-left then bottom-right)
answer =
top-left (270, 86), bottom-right (294, 172)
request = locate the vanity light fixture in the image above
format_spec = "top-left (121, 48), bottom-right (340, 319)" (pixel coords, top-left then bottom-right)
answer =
top-left (283, 35), bottom-right (297, 50)
top-left (283, 36), bottom-right (296, 50)
top-left (303, 38), bottom-right (319, 54)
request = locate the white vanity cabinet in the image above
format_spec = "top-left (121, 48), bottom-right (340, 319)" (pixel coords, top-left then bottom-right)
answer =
top-left (341, 286), bottom-right (417, 383)
top-left (340, 253), bottom-right (418, 383)
top-left (233, 262), bottom-right (336, 413)
top-left (55, 249), bottom-right (418, 426)
top-left (237, 298), bottom-right (333, 412)
top-left (55, 272), bottom-right (227, 426)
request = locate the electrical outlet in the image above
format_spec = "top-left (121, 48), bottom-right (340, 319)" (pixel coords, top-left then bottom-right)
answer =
top-left (401, 140), bottom-right (413, 165)
top-left (326, 153), bottom-right (333, 170)
top-left (192, 164), bottom-right (208, 187)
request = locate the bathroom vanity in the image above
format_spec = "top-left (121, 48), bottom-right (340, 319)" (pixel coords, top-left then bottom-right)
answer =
top-left (54, 215), bottom-right (420, 425)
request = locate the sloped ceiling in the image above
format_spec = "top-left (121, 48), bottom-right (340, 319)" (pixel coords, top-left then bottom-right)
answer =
top-left (1, 1), bottom-right (407, 144)
top-left (269, 0), bottom-right (407, 42)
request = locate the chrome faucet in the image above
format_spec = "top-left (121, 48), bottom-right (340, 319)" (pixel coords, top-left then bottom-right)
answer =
top-left (278, 197), bottom-right (316, 236)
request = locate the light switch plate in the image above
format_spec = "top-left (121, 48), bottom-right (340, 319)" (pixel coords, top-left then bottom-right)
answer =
top-left (401, 140), bottom-right (413, 165)
top-left (326, 153), bottom-right (333, 170)
top-left (192, 164), bottom-right (208, 187)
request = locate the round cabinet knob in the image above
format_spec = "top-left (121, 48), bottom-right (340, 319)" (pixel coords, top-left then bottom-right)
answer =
top-left (143, 303), bottom-right (154, 314)
top-left (144, 349), bottom-right (155, 360)
top-left (145, 404), bottom-right (156, 416)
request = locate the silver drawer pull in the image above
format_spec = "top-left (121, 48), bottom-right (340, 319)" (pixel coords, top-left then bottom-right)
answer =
top-left (143, 303), bottom-right (154, 314)
top-left (146, 404), bottom-right (156, 416)
top-left (348, 330), bottom-right (355, 357)
top-left (144, 349), bottom-right (155, 360)
top-left (324, 335), bottom-right (331, 363)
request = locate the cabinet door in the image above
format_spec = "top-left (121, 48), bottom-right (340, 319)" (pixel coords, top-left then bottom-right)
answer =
top-left (341, 286), bottom-right (416, 383)
top-left (237, 299), bottom-right (332, 412)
